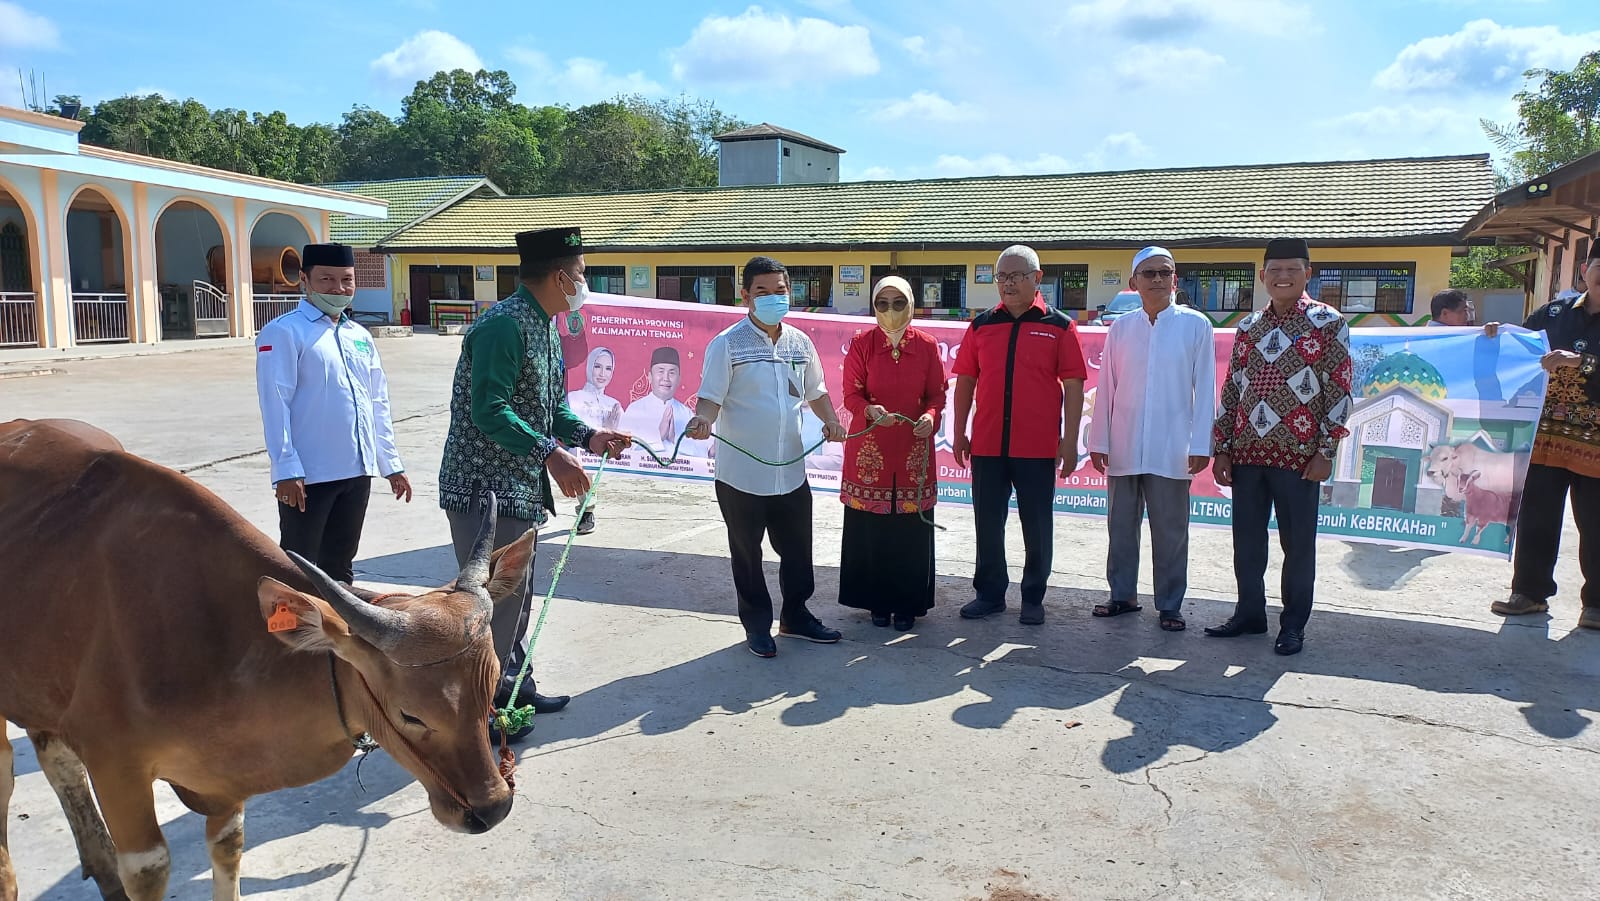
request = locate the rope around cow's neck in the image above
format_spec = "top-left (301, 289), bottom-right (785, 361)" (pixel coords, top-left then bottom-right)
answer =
top-left (491, 411), bottom-right (944, 739)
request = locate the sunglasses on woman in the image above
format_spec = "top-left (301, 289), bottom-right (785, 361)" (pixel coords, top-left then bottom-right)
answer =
top-left (874, 298), bottom-right (909, 311)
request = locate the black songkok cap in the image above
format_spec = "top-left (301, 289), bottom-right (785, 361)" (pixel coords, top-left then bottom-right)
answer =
top-left (301, 243), bottom-right (355, 268)
top-left (516, 227), bottom-right (584, 271)
top-left (1264, 237), bottom-right (1311, 262)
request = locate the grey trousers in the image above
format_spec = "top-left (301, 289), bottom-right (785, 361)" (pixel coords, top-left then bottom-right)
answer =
top-left (1106, 474), bottom-right (1192, 613)
top-left (446, 504), bottom-right (540, 701)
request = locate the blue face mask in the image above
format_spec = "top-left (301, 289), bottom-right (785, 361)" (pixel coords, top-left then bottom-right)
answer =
top-left (754, 293), bottom-right (790, 326)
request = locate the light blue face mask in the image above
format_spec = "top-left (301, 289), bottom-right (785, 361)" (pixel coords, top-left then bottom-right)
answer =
top-left (753, 293), bottom-right (790, 326)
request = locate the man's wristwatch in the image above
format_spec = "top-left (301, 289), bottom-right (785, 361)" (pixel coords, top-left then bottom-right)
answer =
top-left (1317, 446), bottom-right (1335, 461)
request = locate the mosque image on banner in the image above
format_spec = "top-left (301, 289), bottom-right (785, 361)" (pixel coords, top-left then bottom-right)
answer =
top-left (566, 294), bottom-right (1547, 559)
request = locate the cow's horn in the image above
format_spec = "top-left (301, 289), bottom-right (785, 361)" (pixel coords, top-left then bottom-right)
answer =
top-left (456, 490), bottom-right (499, 593)
top-left (286, 550), bottom-right (409, 652)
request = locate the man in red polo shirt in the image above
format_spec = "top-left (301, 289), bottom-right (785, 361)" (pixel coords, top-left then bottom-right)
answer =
top-left (952, 245), bottom-right (1088, 624)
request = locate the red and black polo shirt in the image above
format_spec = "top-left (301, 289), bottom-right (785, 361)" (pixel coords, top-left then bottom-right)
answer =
top-left (952, 293), bottom-right (1089, 459)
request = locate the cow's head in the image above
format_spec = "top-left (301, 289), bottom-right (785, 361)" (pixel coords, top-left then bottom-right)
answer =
top-left (1424, 444), bottom-right (1463, 485)
top-left (255, 493), bottom-right (527, 834)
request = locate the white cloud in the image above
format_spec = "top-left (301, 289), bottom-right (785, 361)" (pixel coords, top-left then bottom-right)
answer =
top-left (370, 30), bottom-right (484, 88)
top-left (875, 91), bottom-right (980, 123)
top-left (930, 132), bottom-right (1152, 178)
top-left (853, 165), bottom-right (897, 181)
top-left (0, 1), bottom-right (58, 49)
top-left (1375, 19), bottom-right (1600, 92)
top-left (1063, 0), bottom-right (1313, 38)
top-left (1114, 45), bottom-right (1225, 86)
top-left (671, 6), bottom-right (879, 86)
top-left (901, 35), bottom-right (929, 61)
top-left (510, 48), bottom-right (664, 101)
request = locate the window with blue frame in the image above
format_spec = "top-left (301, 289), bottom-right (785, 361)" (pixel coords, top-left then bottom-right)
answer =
top-left (1311, 264), bottom-right (1415, 314)
top-left (1177, 264), bottom-right (1255, 312)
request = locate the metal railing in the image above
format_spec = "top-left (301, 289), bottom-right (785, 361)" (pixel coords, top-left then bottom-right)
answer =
top-left (193, 280), bottom-right (230, 336)
top-left (253, 294), bottom-right (301, 331)
top-left (0, 292), bottom-right (38, 348)
top-left (72, 293), bottom-right (130, 344)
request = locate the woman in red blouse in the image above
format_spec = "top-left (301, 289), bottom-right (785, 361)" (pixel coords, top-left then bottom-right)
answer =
top-left (838, 275), bottom-right (949, 630)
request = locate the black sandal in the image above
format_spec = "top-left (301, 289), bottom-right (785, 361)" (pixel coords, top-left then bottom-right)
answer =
top-left (1159, 614), bottom-right (1186, 632)
top-left (1093, 600), bottom-right (1142, 617)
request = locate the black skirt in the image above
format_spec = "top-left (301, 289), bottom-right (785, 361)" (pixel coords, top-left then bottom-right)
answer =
top-left (838, 506), bottom-right (936, 616)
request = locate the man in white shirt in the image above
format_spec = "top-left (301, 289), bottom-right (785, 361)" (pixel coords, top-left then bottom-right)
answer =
top-left (619, 346), bottom-right (709, 457)
top-left (1086, 246), bottom-right (1216, 631)
top-left (255, 243), bottom-right (411, 584)
top-left (685, 256), bottom-right (847, 657)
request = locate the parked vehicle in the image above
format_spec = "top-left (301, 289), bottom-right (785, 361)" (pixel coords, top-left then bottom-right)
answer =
top-left (1092, 291), bottom-right (1142, 325)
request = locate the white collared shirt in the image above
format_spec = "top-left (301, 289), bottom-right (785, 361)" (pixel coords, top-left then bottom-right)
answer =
top-left (698, 316), bottom-right (827, 496)
top-left (255, 301), bottom-right (403, 485)
top-left (1085, 300), bottom-right (1216, 480)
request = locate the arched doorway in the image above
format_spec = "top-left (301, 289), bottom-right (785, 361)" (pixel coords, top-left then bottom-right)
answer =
top-left (249, 211), bottom-right (311, 331)
top-left (154, 199), bottom-right (231, 339)
top-left (0, 182), bottom-right (39, 348)
top-left (65, 186), bottom-right (132, 344)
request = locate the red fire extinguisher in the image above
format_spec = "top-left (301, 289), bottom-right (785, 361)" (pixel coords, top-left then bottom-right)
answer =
top-left (400, 307), bottom-right (412, 326)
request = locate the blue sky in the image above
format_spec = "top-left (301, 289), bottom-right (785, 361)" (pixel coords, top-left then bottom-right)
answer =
top-left (2, 1), bottom-right (1594, 182)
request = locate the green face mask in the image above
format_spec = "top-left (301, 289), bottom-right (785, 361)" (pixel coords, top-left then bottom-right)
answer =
top-left (307, 291), bottom-right (352, 318)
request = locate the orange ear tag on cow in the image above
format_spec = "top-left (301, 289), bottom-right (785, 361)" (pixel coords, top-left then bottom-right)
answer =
top-left (267, 602), bottom-right (300, 633)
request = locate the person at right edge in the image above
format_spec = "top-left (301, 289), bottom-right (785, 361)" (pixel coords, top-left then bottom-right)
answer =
top-left (1494, 241), bottom-right (1600, 631)
top-left (1208, 237), bottom-right (1352, 656)
top-left (951, 244), bottom-right (1088, 625)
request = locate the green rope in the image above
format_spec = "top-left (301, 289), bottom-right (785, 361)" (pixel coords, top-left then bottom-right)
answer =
top-left (492, 411), bottom-right (945, 736)
top-left (493, 455), bottom-right (609, 738)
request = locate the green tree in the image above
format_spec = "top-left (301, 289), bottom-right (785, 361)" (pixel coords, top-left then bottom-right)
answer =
top-left (1482, 50), bottom-right (1600, 183)
top-left (1450, 246), bottom-right (1526, 290)
top-left (70, 72), bottom-right (744, 195)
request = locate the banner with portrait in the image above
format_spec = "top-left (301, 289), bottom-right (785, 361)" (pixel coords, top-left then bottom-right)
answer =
top-left (559, 294), bottom-right (1548, 558)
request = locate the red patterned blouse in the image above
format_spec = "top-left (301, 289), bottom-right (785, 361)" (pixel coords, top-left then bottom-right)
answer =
top-left (840, 326), bottom-right (949, 514)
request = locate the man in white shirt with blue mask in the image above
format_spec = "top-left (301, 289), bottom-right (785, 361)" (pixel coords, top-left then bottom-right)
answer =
top-left (686, 256), bottom-right (847, 657)
top-left (255, 242), bottom-right (411, 584)
top-left (1085, 246), bottom-right (1215, 632)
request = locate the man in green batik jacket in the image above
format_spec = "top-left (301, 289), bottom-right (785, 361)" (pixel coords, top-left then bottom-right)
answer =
top-left (439, 225), bottom-right (631, 743)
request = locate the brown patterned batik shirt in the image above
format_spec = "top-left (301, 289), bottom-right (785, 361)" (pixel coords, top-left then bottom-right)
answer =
top-left (1213, 295), bottom-right (1353, 473)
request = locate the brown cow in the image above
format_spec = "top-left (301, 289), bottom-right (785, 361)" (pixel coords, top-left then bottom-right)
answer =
top-left (0, 419), bottom-right (530, 901)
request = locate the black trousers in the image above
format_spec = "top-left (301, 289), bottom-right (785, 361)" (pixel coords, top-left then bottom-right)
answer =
top-left (1229, 464), bottom-right (1320, 631)
top-left (715, 481), bottom-right (815, 635)
top-left (971, 456), bottom-right (1057, 606)
top-left (278, 476), bottom-right (372, 584)
top-left (446, 501), bottom-right (541, 702)
top-left (1512, 462), bottom-right (1600, 607)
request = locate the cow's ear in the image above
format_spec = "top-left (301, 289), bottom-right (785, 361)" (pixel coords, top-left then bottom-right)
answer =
top-left (484, 529), bottom-right (537, 607)
top-left (258, 577), bottom-right (353, 653)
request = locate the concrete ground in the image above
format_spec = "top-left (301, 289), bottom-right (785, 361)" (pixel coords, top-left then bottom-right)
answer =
top-left (3, 335), bottom-right (1597, 901)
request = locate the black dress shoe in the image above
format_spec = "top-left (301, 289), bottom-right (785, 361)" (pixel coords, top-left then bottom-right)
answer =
top-left (960, 597), bottom-right (1006, 619)
top-left (487, 716), bottom-right (535, 745)
top-left (779, 615), bottom-right (842, 643)
top-left (1274, 629), bottom-right (1305, 656)
top-left (871, 612), bottom-right (891, 627)
top-left (747, 632), bottom-right (778, 657)
top-left (1203, 618), bottom-right (1269, 638)
top-left (892, 613), bottom-right (914, 631)
top-left (530, 692), bottom-right (570, 714)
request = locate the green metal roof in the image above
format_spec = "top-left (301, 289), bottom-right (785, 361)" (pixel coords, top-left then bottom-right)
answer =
top-left (375, 155), bottom-right (1495, 253)
top-left (321, 176), bottom-right (502, 246)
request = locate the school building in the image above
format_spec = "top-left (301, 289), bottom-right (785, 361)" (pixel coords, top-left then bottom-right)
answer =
top-left (372, 149), bottom-right (1497, 329)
